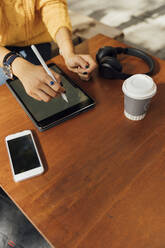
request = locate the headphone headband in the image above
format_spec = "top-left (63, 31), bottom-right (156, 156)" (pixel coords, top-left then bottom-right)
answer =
top-left (96, 46), bottom-right (155, 80)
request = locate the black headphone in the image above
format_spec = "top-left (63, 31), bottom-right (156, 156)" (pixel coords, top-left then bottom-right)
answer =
top-left (96, 46), bottom-right (155, 80)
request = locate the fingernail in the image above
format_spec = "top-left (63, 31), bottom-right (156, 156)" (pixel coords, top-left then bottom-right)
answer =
top-left (83, 72), bottom-right (88, 75)
top-left (60, 82), bottom-right (63, 86)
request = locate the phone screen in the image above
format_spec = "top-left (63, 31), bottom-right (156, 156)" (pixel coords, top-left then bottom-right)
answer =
top-left (7, 134), bottom-right (41, 175)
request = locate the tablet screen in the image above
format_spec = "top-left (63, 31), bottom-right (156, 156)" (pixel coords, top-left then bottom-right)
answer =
top-left (9, 64), bottom-right (90, 122)
top-left (7, 63), bottom-right (95, 130)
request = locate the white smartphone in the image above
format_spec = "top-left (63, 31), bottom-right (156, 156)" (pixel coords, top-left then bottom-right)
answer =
top-left (5, 130), bottom-right (44, 182)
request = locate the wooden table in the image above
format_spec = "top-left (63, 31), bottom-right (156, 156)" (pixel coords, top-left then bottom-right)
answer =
top-left (0, 34), bottom-right (165, 248)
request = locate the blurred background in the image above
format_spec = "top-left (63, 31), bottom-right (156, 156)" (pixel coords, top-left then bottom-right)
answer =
top-left (68, 0), bottom-right (165, 59)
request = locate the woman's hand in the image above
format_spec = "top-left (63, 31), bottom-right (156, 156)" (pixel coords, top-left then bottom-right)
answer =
top-left (55, 27), bottom-right (97, 80)
top-left (12, 58), bottom-right (65, 102)
top-left (63, 53), bottom-right (97, 81)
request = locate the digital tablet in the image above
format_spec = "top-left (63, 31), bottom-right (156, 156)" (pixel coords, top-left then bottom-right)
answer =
top-left (6, 63), bottom-right (95, 131)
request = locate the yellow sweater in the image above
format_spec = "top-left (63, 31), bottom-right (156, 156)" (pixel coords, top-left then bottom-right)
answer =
top-left (0, 0), bottom-right (72, 47)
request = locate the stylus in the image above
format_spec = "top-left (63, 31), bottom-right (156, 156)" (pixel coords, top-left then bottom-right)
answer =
top-left (31, 45), bottom-right (68, 103)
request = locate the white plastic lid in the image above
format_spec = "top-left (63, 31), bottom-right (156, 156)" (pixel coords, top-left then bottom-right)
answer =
top-left (122, 74), bottom-right (157, 100)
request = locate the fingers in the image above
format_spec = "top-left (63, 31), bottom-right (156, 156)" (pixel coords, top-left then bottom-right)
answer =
top-left (38, 70), bottom-right (65, 102)
top-left (46, 70), bottom-right (66, 93)
top-left (66, 54), bottom-right (97, 81)
top-left (29, 71), bottom-right (65, 102)
top-left (77, 55), bottom-right (97, 81)
top-left (40, 84), bottom-right (59, 98)
top-left (34, 89), bottom-right (52, 102)
top-left (74, 56), bottom-right (89, 69)
top-left (79, 55), bottom-right (97, 74)
top-left (66, 55), bottom-right (89, 74)
top-left (77, 67), bottom-right (91, 81)
top-left (30, 93), bottom-right (42, 101)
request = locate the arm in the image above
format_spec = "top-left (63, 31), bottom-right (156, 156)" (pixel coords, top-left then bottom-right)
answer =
top-left (55, 27), bottom-right (97, 80)
top-left (0, 46), bottom-right (64, 102)
top-left (39, 0), bottom-right (97, 80)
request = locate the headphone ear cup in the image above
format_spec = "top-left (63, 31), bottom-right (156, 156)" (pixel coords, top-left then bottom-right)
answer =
top-left (99, 57), bottom-right (123, 79)
top-left (101, 57), bottom-right (122, 72)
top-left (96, 46), bottom-right (117, 64)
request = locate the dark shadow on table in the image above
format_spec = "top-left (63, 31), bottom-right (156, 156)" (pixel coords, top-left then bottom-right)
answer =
top-left (0, 187), bottom-right (52, 248)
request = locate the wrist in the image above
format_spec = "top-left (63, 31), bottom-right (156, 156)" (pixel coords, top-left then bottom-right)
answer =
top-left (60, 47), bottom-right (75, 56)
top-left (60, 49), bottom-right (75, 60)
top-left (3, 52), bottom-right (24, 79)
top-left (59, 41), bottom-right (75, 60)
top-left (55, 27), bottom-right (75, 59)
top-left (12, 57), bottom-right (32, 77)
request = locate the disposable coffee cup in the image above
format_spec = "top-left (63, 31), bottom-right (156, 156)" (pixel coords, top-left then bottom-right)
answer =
top-left (122, 74), bottom-right (157, 121)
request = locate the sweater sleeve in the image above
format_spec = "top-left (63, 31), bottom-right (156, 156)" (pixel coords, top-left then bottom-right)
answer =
top-left (37, 0), bottom-right (72, 41)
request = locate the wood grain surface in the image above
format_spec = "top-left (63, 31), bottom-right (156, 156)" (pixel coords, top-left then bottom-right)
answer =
top-left (0, 34), bottom-right (165, 248)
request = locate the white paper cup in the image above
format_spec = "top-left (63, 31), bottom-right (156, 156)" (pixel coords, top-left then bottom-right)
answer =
top-left (122, 74), bottom-right (157, 120)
